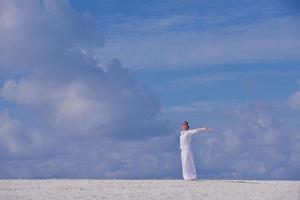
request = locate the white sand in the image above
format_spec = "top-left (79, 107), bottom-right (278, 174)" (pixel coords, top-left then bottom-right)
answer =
top-left (0, 179), bottom-right (299, 200)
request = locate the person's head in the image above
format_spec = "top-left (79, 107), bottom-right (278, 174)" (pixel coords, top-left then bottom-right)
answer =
top-left (181, 121), bottom-right (189, 130)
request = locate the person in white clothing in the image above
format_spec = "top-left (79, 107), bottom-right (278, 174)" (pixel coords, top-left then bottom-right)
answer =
top-left (180, 121), bottom-right (212, 180)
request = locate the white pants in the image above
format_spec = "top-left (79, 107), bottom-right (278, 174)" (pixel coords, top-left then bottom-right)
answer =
top-left (181, 148), bottom-right (197, 180)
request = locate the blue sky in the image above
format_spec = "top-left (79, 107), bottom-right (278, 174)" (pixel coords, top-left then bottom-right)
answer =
top-left (72, 0), bottom-right (300, 105)
top-left (0, 0), bottom-right (299, 179)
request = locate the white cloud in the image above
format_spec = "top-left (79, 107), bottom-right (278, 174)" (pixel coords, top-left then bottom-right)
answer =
top-left (0, 111), bottom-right (20, 153)
top-left (163, 102), bottom-right (216, 113)
top-left (168, 73), bottom-right (237, 87)
top-left (205, 104), bottom-right (298, 179)
top-left (0, 0), bottom-right (19, 29)
top-left (0, 0), bottom-right (166, 137)
top-left (289, 91), bottom-right (300, 110)
top-left (0, 78), bottom-right (114, 133)
top-left (288, 78), bottom-right (300, 111)
top-left (0, 0), bottom-right (174, 179)
top-left (163, 101), bottom-right (242, 113)
top-left (1, 79), bottom-right (45, 105)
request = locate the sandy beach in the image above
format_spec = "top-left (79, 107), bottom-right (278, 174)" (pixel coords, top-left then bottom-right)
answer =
top-left (0, 179), bottom-right (299, 200)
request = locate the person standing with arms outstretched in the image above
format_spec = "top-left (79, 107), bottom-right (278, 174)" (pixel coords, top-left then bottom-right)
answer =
top-left (180, 121), bottom-right (212, 180)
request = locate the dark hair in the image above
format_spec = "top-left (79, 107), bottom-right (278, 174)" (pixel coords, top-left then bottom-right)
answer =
top-left (182, 121), bottom-right (189, 125)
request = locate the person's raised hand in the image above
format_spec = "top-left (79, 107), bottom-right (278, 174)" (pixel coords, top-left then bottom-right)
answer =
top-left (205, 126), bottom-right (212, 132)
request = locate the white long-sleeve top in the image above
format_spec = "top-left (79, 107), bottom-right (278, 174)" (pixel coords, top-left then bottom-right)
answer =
top-left (180, 128), bottom-right (207, 150)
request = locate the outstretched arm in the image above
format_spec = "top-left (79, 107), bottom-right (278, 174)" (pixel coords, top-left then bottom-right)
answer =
top-left (187, 126), bottom-right (212, 135)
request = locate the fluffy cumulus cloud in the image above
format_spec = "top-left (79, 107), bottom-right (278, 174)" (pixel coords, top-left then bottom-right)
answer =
top-left (289, 91), bottom-right (300, 110)
top-left (288, 79), bottom-right (300, 111)
top-left (197, 103), bottom-right (300, 180)
top-left (0, 0), bottom-right (177, 178)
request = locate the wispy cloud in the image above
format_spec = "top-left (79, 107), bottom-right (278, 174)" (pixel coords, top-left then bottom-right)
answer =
top-left (170, 73), bottom-right (237, 85)
top-left (96, 11), bottom-right (300, 69)
top-left (162, 101), bottom-right (241, 113)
